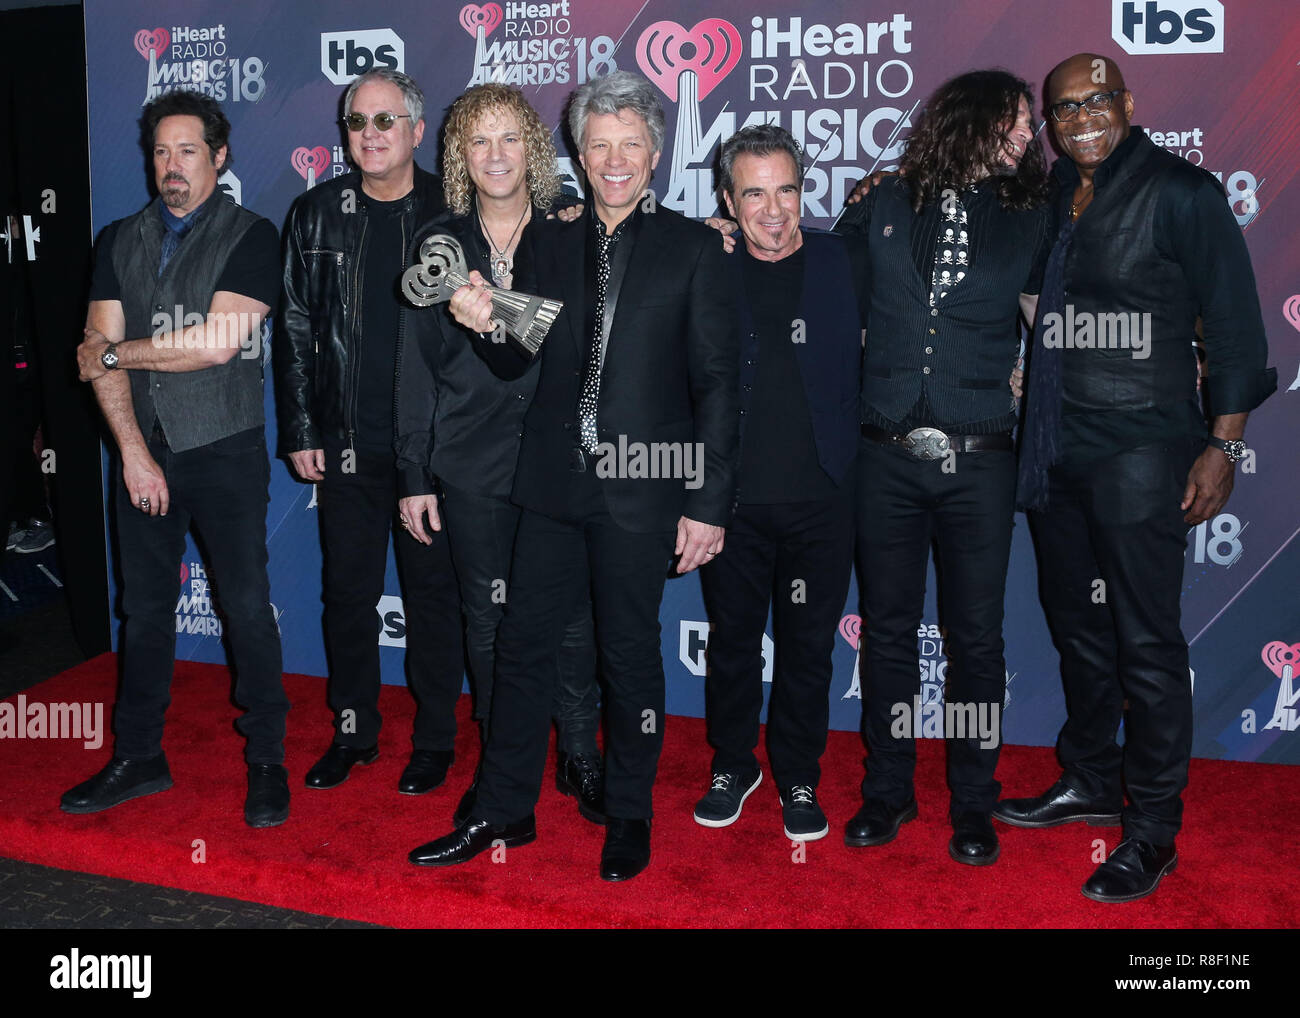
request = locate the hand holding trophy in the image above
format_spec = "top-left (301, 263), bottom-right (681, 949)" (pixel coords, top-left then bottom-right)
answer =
top-left (401, 232), bottom-right (562, 357)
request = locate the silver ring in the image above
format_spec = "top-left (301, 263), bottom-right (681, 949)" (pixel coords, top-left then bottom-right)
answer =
top-left (139, 497), bottom-right (150, 508)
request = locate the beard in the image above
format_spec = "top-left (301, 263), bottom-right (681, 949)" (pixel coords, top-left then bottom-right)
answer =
top-left (161, 176), bottom-right (190, 208)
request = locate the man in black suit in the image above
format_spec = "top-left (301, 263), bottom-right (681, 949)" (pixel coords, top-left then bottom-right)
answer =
top-left (408, 71), bottom-right (738, 881)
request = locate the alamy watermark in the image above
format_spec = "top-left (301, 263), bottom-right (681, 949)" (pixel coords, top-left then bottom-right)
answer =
top-left (1040, 304), bottom-right (1151, 360)
top-left (0, 695), bottom-right (103, 749)
top-left (151, 307), bottom-right (264, 359)
top-left (593, 435), bottom-right (705, 490)
top-left (890, 696), bottom-right (1001, 749)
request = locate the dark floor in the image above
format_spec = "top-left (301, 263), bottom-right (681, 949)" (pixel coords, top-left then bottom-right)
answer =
top-left (0, 540), bottom-right (382, 930)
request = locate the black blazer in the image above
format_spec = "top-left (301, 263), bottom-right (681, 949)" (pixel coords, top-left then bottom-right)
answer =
top-left (511, 205), bottom-right (739, 533)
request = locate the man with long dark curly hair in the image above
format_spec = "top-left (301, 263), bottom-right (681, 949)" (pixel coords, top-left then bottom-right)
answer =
top-left (835, 69), bottom-right (1052, 866)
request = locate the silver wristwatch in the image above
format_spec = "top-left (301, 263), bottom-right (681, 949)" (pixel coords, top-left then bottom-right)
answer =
top-left (1207, 436), bottom-right (1246, 463)
top-left (100, 342), bottom-right (121, 370)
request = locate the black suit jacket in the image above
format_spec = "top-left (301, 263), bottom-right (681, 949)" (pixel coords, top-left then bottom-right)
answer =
top-left (511, 205), bottom-right (739, 533)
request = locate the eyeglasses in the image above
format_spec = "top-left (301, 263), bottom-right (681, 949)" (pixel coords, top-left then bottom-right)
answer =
top-left (341, 111), bottom-right (411, 132)
top-left (1048, 89), bottom-right (1125, 123)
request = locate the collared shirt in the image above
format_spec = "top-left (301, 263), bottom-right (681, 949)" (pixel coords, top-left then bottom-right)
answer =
top-left (1053, 127), bottom-right (1275, 463)
top-left (582, 203), bottom-right (641, 374)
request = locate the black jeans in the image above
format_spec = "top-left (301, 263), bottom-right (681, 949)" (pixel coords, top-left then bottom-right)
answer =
top-left (317, 439), bottom-right (463, 752)
top-left (114, 426), bottom-right (287, 764)
top-left (699, 490), bottom-right (854, 788)
top-left (440, 480), bottom-right (599, 756)
top-left (856, 438), bottom-right (1016, 818)
top-left (476, 472), bottom-right (676, 824)
top-left (1029, 438), bottom-right (1198, 844)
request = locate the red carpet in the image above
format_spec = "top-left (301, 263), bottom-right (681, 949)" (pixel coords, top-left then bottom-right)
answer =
top-left (1, 655), bottom-right (1296, 928)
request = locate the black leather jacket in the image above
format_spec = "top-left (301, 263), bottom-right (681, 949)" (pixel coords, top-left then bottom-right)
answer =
top-left (275, 164), bottom-right (445, 454)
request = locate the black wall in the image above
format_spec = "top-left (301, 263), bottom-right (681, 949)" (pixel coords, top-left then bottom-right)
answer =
top-left (2, 3), bottom-right (110, 656)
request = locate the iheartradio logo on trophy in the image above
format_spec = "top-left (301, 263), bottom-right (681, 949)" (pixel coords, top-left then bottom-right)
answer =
top-left (134, 23), bottom-right (266, 105)
top-left (1261, 641), bottom-right (1300, 732)
top-left (636, 19), bottom-right (742, 217)
top-left (290, 145), bottom-right (347, 190)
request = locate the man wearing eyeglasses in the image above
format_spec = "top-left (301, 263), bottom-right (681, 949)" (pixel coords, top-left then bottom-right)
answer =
top-left (276, 68), bottom-right (465, 798)
top-left (1001, 54), bottom-right (1276, 902)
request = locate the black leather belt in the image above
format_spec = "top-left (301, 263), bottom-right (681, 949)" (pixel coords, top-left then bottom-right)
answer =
top-left (861, 422), bottom-right (1013, 460)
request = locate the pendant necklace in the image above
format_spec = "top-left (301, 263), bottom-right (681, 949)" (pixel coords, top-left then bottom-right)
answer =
top-left (479, 199), bottom-right (530, 287)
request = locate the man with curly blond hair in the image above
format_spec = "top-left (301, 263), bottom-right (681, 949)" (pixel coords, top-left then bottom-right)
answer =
top-left (394, 84), bottom-right (600, 831)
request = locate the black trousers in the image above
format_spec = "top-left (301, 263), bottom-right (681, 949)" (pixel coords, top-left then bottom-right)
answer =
top-left (856, 438), bottom-right (1016, 818)
top-left (1029, 438), bottom-right (1198, 844)
top-left (114, 426), bottom-right (287, 764)
top-left (440, 479), bottom-right (599, 756)
top-left (317, 440), bottom-right (464, 752)
top-left (699, 490), bottom-right (854, 788)
top-left (475, 471), bottom-right (676, 823)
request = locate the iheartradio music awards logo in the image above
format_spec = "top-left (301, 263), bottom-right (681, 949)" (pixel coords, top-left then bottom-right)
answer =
top-left (460, 2), bottom-right (617, 88)
top-left (134, 24), bottom-right (267, 105)
top-left (837, 615), bottom-right (1015, 718)
top-left (290, 145), bottom-right (349, 191)
top-left (1260, 641), bottom-right (1299, 732)
top-left (1284, 295), bottom-right (1300, 392)
top-left (634, 15), bottom-right (918, 220)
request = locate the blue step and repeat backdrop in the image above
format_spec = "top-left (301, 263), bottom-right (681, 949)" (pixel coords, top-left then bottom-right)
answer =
top-left (82, 1), bottom-right (1299, 763)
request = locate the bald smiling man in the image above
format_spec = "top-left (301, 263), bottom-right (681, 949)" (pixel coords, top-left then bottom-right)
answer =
top-left (998, 53), bottom-right (1276, 902)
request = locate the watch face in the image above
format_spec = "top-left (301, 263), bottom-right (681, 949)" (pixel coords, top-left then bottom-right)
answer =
top-left (101, 346), bottom-right (118, 369)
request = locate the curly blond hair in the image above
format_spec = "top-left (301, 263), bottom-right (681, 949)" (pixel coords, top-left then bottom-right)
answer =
top-left (442, 84), bottom-right (561, 216)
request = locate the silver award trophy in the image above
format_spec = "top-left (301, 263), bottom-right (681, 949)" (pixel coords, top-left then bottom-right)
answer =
top-left (401, 232), bottom-right (562, 357)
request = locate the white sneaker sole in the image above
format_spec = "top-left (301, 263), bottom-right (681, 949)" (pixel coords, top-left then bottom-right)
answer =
top-left (694, 771), bottom-right (763, 828)
top-left (784, 823), bottom-right (829, 842)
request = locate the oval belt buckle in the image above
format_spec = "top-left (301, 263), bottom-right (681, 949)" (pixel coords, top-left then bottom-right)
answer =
top-left (902, 427), bottom-right (951, 461)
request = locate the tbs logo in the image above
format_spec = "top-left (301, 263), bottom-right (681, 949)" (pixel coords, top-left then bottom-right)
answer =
top-left (321, 29), bottom-right (404, 85)
top-left (1113, 1), bottom-right (1223, 54)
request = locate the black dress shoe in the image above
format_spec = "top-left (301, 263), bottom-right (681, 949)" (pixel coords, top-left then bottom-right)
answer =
top-left (844, 798), bottom-right (918, 847)
top-left (304, 743), bottom-right (379, 789)
top-left (399, 750), bottom-right (454, 795)
top-left (556, 750), bottom-right (606, 825)
top-left (245, 764), bottom-right (290, 828)
top-left (949, 811), bottom-right (999, 866)
top-left (993, 776), bottom-right (1121, 828)
top-left (1082, 838), bottom-right (1177, 903)
top-left (408, 815), bottom-right (536, 867)
top-left (61, 755), bottom-right (173, 814)
top-left (600, 818), bottom-right (651, 882)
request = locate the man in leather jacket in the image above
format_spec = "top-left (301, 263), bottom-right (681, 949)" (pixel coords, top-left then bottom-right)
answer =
top-left (275, 68), bottom-right (465, 797)
top-left (999, 54), bottom-right (1276, 902)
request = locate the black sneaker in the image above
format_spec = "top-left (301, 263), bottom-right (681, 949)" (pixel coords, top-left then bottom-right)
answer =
top-left (693, 769), bottom-right (762, 828)
top-left (780, 784), bottom-right (828, 842)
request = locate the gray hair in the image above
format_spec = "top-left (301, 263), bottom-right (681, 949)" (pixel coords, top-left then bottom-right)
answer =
top-left (567, 70), bottom-right (665, 154)
top-left (717, 124), bottom-right (805, 202)
top-left (343, 68), bottom-right (425, 124)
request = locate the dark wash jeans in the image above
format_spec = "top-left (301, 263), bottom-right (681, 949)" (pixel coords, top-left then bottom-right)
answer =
top-left (1029, 437), bottom-right (1199, 844)
top-left (114, 426), bottom-right (287, 764)
top-left (317, 438), bottom-right (464, 753)
top-left (700, 489), bottom-right (854, 789)
top-left (440, 479), bottom-right (599, 756)
top-left (855, 438), bottom-right (1017, 818)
